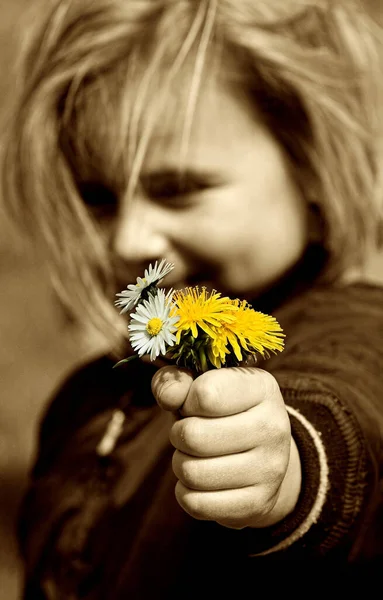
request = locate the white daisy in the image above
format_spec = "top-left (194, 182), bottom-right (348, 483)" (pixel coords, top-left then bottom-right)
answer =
top-left (115, 259), bottom-right (175, 314)
top-left (128, 289), bottom-right (179, 361)
top-left (143, 259), bottom-right (175, 287)
top-left (115, 276), bottom-right (150, 314)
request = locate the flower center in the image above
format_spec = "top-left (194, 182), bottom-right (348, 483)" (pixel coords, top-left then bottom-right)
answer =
top-left (146, 317), bottom-right (163, 336)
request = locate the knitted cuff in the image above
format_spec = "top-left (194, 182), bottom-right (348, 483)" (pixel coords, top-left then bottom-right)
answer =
top-left (242, 381), bottom-right (369, 558)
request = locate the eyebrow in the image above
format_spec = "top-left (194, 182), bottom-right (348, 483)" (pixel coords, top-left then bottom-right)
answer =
top-left (140, 168), bottom-right (227, 190)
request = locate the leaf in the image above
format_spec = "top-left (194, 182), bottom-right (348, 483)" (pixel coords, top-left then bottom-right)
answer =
top-left (113, 356), bottom-right (139, 368)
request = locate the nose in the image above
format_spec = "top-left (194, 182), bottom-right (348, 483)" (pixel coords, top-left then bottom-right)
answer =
top-left (112, 197), bottom-right (169, 265)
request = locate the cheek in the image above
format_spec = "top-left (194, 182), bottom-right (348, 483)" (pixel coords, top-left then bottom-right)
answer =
top-left (191, 218), bottom-right (246, 265)
top-left (183, 200), bottom-right (305, 262)
top-left (167, 178), bottom-right (308, 293)
top-left (169, 200), bottom-right (243, 259)
top-left (209, 198), bottom-right (308, 292)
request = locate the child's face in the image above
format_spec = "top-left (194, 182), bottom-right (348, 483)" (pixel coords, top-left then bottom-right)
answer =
top-left (112, 77), bottom-right (309, 300)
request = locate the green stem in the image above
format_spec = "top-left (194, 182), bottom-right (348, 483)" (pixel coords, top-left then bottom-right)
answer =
top-left (198, 347), bottom-right (209, 373)
top-left (113, 355), bottom-right (138, 368)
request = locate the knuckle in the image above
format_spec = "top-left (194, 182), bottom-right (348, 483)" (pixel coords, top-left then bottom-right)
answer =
top-left (258, 369), bottom-right (280, 399)
top-left (268, 453), bottom-right (289, 484)
top-left (273, 413), bottom-right (291, 446)
top-left (192, 374), bottom-right (218, 413)
top-left (169, 420), bottom-right (182, 449)
top-left (173, 417), bottom-right (203, 453)
top-left (175, 484), bottom-right (205, 520)
top-left (257, 406), bottom-right (290, 448)
top-left (172, 453), bottom-right (199, 488)
top-left (255, 485), bottom-right (278, 516)
top-left (182, 418), bottom-right (203, 451)
top-left (256, 414), bottom-right (279, 444)
top-left (255, 434), bottom-right (290, 484)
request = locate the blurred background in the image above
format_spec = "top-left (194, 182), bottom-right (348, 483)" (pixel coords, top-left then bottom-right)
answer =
top-left (0, 1), bottom-right (381, 598)
top-left (0, 2), bottom-right (106, 597)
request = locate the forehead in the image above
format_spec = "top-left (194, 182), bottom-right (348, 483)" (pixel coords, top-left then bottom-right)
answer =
top-left (66, 45), bottom-right (264, 185)
top-left (140, 70), bottom-right (265, 173)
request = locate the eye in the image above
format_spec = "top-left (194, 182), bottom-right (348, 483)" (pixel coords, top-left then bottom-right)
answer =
top-left (141, 171), bottom-right (215, 204)
top-left (78, 181), bottom-right (118, 216)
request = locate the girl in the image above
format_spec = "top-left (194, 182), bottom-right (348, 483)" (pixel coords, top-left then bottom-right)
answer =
top-left (2, 0), bottom-right (383, 597)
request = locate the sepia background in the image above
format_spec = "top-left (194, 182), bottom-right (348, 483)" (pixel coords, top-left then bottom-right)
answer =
top-left (0, 1), bottom-right (382, 598)
top-left (0, 2), bottom-right (106, 597)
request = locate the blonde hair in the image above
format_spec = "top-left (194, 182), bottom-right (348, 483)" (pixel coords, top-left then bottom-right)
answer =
top-left (1, 0), bottom-right (382, 350)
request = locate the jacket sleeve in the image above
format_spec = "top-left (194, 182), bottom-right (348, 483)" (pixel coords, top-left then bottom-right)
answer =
top-left (241, 283), bottom-right (383, 563)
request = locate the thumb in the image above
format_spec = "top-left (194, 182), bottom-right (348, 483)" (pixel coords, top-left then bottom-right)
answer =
top-left (151, 366), bottom-right (195, 412)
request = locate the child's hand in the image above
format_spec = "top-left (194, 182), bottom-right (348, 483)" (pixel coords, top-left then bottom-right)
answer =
top-left (152, 366), bottom-right (301, 529)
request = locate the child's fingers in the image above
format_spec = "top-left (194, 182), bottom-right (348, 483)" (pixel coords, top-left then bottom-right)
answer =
top-left (152, 366), bottom-right (279, 417)
top-left (174, 480), bottom-right (277, 529)
top-left (172, 445), bottom-right (287, 491)
top-left (180, 367), bottom-right (279, 418)
top-left (169, 400), bottom-right (289, 457)
top-left (151, 366), bottom-right (195, 412)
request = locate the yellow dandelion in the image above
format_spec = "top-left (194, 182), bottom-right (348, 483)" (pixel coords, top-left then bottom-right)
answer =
top-left (207, 327), bottom-right (238, 369)
top-left (207, 300), bottom-right (284, 368)
top-left (228, 300), bottom-right (284, 356)
top-left (172, 287), bottom-right (238, 342)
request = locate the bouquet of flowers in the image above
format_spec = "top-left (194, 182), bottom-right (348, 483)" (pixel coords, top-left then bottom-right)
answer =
top-left (114, 259), bottom-right (285, 372)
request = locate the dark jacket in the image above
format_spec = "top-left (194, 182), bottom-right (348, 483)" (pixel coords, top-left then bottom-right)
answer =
top-left (19, 283), bottom-right (383, 598)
